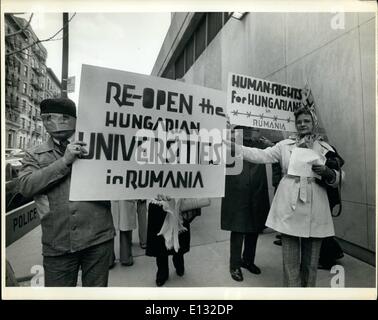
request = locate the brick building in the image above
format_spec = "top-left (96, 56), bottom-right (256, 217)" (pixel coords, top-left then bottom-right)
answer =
top-left (5, 13), bottom-right (61, 149)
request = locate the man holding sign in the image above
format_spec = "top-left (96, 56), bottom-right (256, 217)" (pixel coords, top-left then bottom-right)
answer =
top-left (18, 98), bottom-right (115, 287)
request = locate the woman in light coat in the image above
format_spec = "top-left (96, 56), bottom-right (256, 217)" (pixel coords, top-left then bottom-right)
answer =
top-left (226, 106), bottom-right (342, 287)
top-left (111, 200), bottom-right (147, 266)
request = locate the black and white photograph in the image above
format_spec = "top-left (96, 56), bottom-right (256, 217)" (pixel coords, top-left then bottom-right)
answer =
top-left (2, 0), bottom-right (377, 301)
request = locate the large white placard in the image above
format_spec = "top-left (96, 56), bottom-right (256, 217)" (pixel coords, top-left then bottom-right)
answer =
top-left (227, 72), bottom-right (302, 132)
top-left (69, 64), bottom-right (227, 200)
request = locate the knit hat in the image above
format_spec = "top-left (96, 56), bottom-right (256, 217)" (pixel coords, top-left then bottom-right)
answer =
top-left (40, 98), bottom-right (77, 118)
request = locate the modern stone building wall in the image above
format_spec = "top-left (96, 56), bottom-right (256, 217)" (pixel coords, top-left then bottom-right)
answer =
top-left (152, 12), bottom-right (376, 262)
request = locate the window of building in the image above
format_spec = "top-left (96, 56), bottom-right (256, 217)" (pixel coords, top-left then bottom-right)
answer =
top-left (175, 51), bottom-right (185, 80)
top-left (19, 137), bottom-right (23, 148)
top-left (23, 49), bottom-right (29, 60)
top-left (22, 118), bottom-right (25, 128)
top-left (22, 100), bottom-right (27, 112)
top-left (170, 12), bottom-right (233, 80)
top-left (23, 83), bottom-right (27, 94)
top-left (224, 12), bottom-right (232, 24)
top-left (195, 16), bottom-right (206, 59)
top-left (30, 88), bottom-right (34, 99)
top-left (185, 36), bottom-right (195, 72)
top-left (24, 65), bottom-right (28, 77)
top-left (8, 133), bottom-right (12, 148)
top-left (207, 13), bottom-right (223, 44)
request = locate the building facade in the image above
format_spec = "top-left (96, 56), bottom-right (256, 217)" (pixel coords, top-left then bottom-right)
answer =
top-left (45, 67), bottom-right (62, 100)
top-left (5, 14), bottom-right (61, 150)
top-left (152, 12), bottom-right (376, 264)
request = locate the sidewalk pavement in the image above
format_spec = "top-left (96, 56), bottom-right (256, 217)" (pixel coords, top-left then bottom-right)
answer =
top-left (6, 199), bottom-right (376, 288)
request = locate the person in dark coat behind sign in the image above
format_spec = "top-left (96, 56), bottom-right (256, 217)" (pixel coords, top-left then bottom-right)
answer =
top-left (221, 126), bottom-right (271, 282)
top-left (146, 197), bottom-right (191, 287)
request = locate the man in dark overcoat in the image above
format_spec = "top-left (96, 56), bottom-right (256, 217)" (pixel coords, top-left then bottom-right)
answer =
top-left (221, 126), bottom-right (270, 282)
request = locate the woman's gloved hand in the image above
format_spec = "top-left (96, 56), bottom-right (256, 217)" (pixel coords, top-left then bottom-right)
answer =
top-left (259, 136), bottom-right (275, 148)
top-left (312, 164), bottom-right (335, 182)
top-left (156, 194), bottom-right (172, 201)
top-left (155, 194), bottom-right (177, 210)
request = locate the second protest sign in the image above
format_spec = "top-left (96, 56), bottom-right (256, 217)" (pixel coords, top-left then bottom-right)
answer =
top-left (227, 72), bottom-right (302, 132)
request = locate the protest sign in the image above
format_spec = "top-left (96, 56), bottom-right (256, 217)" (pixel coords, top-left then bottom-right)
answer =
top-left (69, 64), bottom-right (227, 201)
top-left (227, 72), bottom-right (302, 132)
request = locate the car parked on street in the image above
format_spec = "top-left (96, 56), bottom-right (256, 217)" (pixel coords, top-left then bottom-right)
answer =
top-left (5, 148), bottom-right (25, 158)
top-left (5, 148), bottom-right (25, 172)
top-left (5, 150), bottom-right (32, 211)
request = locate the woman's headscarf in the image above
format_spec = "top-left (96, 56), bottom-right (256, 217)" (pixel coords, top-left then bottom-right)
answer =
top-left (292, 85), bottom-right (323, 148)
top-left (300, 84), bottom-right (319, 131)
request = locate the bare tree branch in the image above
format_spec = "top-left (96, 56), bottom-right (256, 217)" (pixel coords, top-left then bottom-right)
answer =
top-left (5, 13), bottom-right (76, 57)
top-left (5, 13), bottom-right (34, 38)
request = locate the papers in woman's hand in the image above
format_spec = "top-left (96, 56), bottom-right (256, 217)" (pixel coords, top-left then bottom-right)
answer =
top-left (288, 147), bottom-right (326, 178)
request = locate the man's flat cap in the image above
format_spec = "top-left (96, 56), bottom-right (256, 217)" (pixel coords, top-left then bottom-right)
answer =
top-left (40, 98), bottom-right (77, 118)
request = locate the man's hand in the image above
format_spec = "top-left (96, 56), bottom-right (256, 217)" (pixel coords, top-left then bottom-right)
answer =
top-left (62, 141), bottom-right (87, 165)
top-left (312, 164), bottom-right (335, 181)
